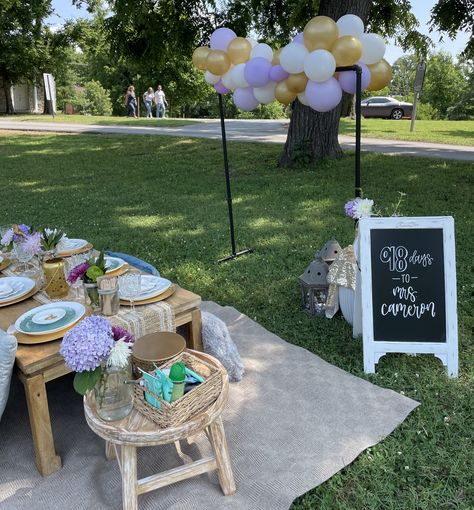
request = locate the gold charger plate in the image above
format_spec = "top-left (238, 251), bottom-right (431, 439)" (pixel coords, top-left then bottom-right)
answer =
top-left (120, 284), bottom-right (176, 306)
top-left (57, 242), bottom-right (93, 258)
top-left (106, 264), bottom-right (130, 277)
top-left (0, 257), bottom-right (12, 272)
top-left (15, 311), bottom-right (87, 345)
top-left (0, 286), bottom-right (38, 308)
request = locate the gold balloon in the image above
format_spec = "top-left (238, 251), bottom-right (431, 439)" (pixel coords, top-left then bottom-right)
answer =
top-left (287, 72), bottom-right (308, 93)
top-left (367, 59), bottom-right (393, 91)
top-left (228, 37), bottom-right (252, 64)
top-left (192, 46), bottom-right (210, 70)
top-left (303, 16), bottom-right (339, 51)
top-left (206, 50), bottom-right (231, 76)
top-left (331, 35), bottom-right (362, 66)
top-left (275, 80), bottom-right (297, 105)
top-left (272, 48), bottom-right (281, 65)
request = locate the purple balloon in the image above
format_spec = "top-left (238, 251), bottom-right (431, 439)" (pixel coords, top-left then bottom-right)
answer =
top-left (292, 32), bottom-right (305, 45)
top-left (269, 64), bottom-right (289, 83)
top-left (214, 81), bottom-right (230, 95)
top-left (210, 27), bottom-right (237, 51)
top-left (338, 63), bottom-right (371, 94)
top-left (306, 78), bottom-right (343, 112)
top-left (233, 87), bottom-right (259, 111)
top-left (244, 57), bottom-right (271, 87)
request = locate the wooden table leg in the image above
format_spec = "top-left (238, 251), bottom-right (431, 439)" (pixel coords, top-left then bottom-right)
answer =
top-left (208, 416), bottom-right (236, 496)
top-left (188, 308), bottom-right (203, 351)
top-left (21, 373), bottom-right (62, 476)
top-left (121, 445), bottom-right (138, 510)
top-left (105, 441), bottom-right (116, 460)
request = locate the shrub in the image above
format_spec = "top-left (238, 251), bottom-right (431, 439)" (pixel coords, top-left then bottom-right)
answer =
top-left (237, 102), bottom-right (288, 119)
top-left (415, 102), bottom-right (440, 120)
top-left (72, 81), bottom-right (113, 116)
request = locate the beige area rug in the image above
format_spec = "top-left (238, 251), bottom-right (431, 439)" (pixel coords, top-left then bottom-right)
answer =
top-left (0, 302), bottom-right (418, 510)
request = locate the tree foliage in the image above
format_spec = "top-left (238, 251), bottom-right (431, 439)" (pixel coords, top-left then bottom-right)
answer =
top-left (0, 0), bottom-right (52, 112)
top-left (430, 0), bottom-right (474, 58)
top-left (422, 51), bottom-right (466, 117)
top-left (389, 51), bottom-right (471, 119)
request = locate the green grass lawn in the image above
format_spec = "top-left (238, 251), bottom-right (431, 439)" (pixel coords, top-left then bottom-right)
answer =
top-left (1, 132), bottom-right (473, 509)
top-left (0, 113), bottom-right (197, 128)
top-left (339, 118), bottom-right (474, 146)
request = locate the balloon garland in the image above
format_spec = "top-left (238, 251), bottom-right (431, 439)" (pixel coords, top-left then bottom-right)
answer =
top-left (192, 14), bottom-right (392, 112)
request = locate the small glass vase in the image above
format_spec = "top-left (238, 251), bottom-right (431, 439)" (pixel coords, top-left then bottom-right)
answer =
top-left (94, 364), bottom-right (133, 422)
top-left (83, 282), bottom-right (100, 311)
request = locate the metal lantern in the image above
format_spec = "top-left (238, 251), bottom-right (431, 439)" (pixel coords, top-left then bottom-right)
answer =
top-left (315, 239), bottom-right (342, 265)
top-left (299, 257), bottom-right (330, 316)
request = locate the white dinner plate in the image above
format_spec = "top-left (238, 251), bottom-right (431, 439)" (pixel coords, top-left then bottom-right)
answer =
top-left (32, 307), bottom-right (67, 325)
top-left (56, 238), bottom-right (88, 254)
top-left (105, 256), bottom-right (126, 273)
top-left (119, 275), bottom-right (171, 301)
top-left (15, 302), bottom-right (86, 336)
top-left (0, 277), bottom-right (36, 303)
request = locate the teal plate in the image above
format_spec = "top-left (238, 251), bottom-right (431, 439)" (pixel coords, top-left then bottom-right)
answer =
top-left (19, 307), bottom-right (78, 334)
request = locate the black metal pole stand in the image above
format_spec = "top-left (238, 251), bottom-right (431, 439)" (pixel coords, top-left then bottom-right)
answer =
top-left (217, 93), bottom-right (253, 263)
top-left (335, 65), bottom-right (362, 197)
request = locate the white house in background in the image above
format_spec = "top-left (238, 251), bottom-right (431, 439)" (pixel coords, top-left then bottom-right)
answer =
top-left (0, 77), bottom-right (45, 113)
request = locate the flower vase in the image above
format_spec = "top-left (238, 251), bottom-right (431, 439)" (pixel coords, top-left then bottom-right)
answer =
top-left (84, 282), bottom-right (100, 311)
top-left (94, 364), bottom-right (133, 421)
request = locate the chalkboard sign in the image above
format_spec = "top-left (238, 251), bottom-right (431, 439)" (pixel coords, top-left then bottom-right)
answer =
top-left (359, 217), bottom-right (458, 377)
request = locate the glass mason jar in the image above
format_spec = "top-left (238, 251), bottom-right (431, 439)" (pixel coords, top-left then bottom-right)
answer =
top-left (83, 282), bottom-right (100, 311)
top-left (94, 364), bottom-right (133, 421)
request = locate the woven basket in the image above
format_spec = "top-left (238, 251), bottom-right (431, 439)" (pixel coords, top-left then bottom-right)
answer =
top-left (133, 350), bottom-right (223, 428)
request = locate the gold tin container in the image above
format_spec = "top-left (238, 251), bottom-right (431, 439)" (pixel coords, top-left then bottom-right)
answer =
top-left (43, 257), bottom-right (69, 299)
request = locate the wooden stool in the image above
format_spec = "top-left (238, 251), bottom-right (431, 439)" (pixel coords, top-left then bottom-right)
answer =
top-left (84, 352), bottom-right (235, 510)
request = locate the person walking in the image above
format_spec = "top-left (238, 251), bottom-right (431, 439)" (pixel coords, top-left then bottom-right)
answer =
top-left (143, 87), bottom-right (154, 118)
top-left (125, 85), bottom-right (137, 117)
top-left (154, 85), bottom-right (168, 118)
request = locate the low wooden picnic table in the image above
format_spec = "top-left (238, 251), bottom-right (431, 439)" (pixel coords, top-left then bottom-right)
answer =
top-left (0, 283), bottom-right (203, 476)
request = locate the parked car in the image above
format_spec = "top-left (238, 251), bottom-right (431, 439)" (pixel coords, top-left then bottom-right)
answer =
top-left (360, 96), bottom-right (413, 120)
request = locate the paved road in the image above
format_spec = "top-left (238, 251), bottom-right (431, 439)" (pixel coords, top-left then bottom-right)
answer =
top-left (1, 118), bottom-right (473, 161)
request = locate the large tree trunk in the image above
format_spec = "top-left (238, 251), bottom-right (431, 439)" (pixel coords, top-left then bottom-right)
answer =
top-left (2, 76), bottom-right (15, 114)
top-left (279, 0), bottom-right (372, 167)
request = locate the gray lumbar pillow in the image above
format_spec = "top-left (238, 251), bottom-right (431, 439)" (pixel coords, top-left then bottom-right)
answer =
top-left (0, 329), bottom-right (17, 420)
top-left (201, 311), bottom-right (244, 382)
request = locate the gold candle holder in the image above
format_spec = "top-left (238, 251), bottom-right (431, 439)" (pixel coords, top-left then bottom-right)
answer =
top-left (43, 257), bottom-right (69, 299)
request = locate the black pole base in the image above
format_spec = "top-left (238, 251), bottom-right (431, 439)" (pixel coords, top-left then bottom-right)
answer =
top-left (218, 248), bottom-right (253, 264)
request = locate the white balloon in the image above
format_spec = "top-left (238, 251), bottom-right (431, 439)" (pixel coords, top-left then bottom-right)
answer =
top-left (359, 33), bottom-right (386, 64)
top-left (221, 68), bottom-right (236, 90)
top-left (336, 14), bottom-right (365, 38)
top-left (231, 63), bottom-right (249, 88)
top-left (251, 43), bottom-right (273, 62)
top-left (297, 91), bottom-right (309, 106)
top-left (253, 81), bottom-right (277, 104)
top-left (304, 49), bottom-right (336, 82)
top-left (247, 37), bottom-right (258, 48)
top-left (280, 43), bottom-right (309, 74)
top-left (204, 71), bottom-right (220, 85)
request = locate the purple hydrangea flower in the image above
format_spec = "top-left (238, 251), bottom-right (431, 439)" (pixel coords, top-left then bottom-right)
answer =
top-left (60, 316), bottom-right (113, 372)
top-left (67, 262), bottom-right (89, 284)
top-left (1, 229), bottom-right (13, 246)
top-left (112, 325), bottom-right (134, 344)
top-left (344, 198), bottom-right (360, 219)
